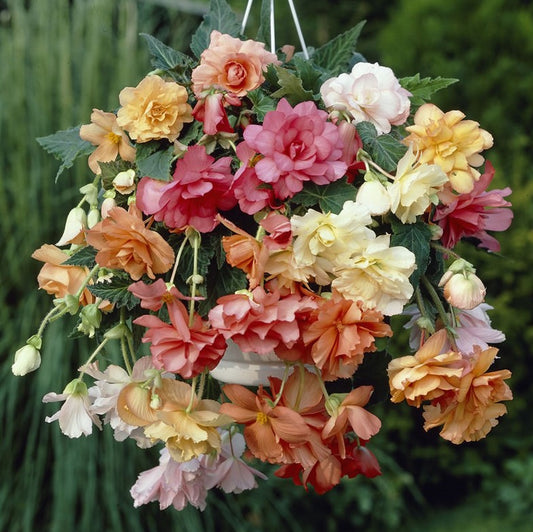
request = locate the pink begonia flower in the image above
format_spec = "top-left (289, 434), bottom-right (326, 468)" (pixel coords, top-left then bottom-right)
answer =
top-left (134, 299), bottom-right (226, 378)
top-left (128, 279), bottom-right (192, 311)
top-left (403, 303), bottom-right (505, 354)
top-left (43, 380), bottom-right (102, 438)
top-left (208, 285), bottom-right (302, 355)
top-left (320, 62), bottom-right (411, 135)
top-left (238, 99), bottom-right (347, 201)
top-left (84, 357), bottom-right (159, 447)
top-left (136, 145), bottom-right (237, 233)
top-left (204, 431), bottom-right (267, 493)
top-left (260, 211), bottom-right (292, 251)
top-left (192, 92), bottom-right (235, 135)
top-left (130, 448), bottom-right (209, 511)
top-left (434, 162), bottom-right (513, 252)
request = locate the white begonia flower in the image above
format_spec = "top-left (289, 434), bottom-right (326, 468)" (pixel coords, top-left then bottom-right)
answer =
top-left (388, 146), bottom-right (448, 223)
top-left (12, 343), bottom-right (41, 376)
top-left (55, 206), bottom-right (87, 246)
top-left (320, 62), bottom-right (411, 135)
top-left (112, 168), bottom-right (136, 195)
top-left (43, 379), bottom-right (102, 438)
top-left (332, 233), bottom-right (416, 316)
top-left (356, 180), bottom-right (391, 216)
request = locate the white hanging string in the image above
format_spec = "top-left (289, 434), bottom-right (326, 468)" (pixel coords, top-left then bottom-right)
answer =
top-left (240, 0), bottom-right (309, 59)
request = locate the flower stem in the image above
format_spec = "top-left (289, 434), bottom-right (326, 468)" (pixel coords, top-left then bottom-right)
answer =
top-left (78, 336), bottom-right (111, 378)
top-left (313, 366), bottom-right (330, 401)
top-left (421, 275), bottom-right (457, 347)
top-left (272, 363), bottom-right (292, 407)
top-left (186, 376), bottom-right (198, 413)
top-left (169, 233), bottom-right (189, 286)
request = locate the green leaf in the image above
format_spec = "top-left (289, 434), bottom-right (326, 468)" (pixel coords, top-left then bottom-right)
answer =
top-left (356, 121), bottom-right (407, 172)
top-left (312, 21), bottom-right (366, 76)
top-left (190, 0), bottom-right (240, 58)
top-left (99, 160), bottom-right (133, 189)
top-left (135, 143), bottom-right (174, 181)
top-left (140, 33), bottom-right (194, 82)
top-left (390, 219), bottom-right (432, 288)
top-left (292, 56), bottom-right (324, 96)
top-left (62, 246), bottom-right (97, 267)
top-left (246, 89), bottom-right (277, 121)
top-left (400, 74), bottom-right (459, 106)
top-left (291, 179), bottom-right (357, 214)
top-left (270, 65), bottom-right (314, 105)
top-left (37, 126), bottom-right (93, 182)
top-left (87, 275), bottom-right (140, 311)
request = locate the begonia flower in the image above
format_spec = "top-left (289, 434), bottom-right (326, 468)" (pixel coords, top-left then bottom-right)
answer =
top-left (404, 103), bottom-right (493, 194)
top-left (79, 108), bottom-right (136, 174)
top-left (117, 75), bottom-right (193, 143)
top-left (136, 145), bottom-right (236, 233)
top-left (192, 92), bottom-right (235, 135)
top-left (238, 99), bottom-right (347, 201)
top-left (433, 162), bottom-right (513, 251)
top-left (191, 30), bottom-right (279, 98)
top-left (320, 62), bottom-right (411, 135)
top-left (85, 204), bottom-right (175, 281)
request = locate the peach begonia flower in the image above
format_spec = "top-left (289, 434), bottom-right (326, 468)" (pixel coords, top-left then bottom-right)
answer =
top-left (388, 329), bottom-right (463, 407)
top-left (79, 109), bottom-right (136, 174)
top-left (118, 378), bottom-right (232, 462)
top-left (32, 244), bottom-right (95, 306)
top-left (85, 204), bottom-right (174, 281)
top-left (303, 291), bottom-right (392, 381)
top-left (220, 383), bottom-right (311, 464)
top-left (117, 75), bottom-right (193, 143)
top-left (422, 346), bottom-right (512, 444)
top-left (403, 103), bottom-right (493, 194)
top-left (191, 30), bottom-right (279, 98)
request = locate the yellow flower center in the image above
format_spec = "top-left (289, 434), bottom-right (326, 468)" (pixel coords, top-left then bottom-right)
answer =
top-left (106, 131), bottom-right (122, 144)
top-left (256, 412), bottom-right (269, 425)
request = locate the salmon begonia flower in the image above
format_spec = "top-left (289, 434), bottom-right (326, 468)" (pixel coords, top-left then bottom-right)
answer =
top-left (423, 346), bottom-right (512, 444)
top-left (128, 279), bottom-right (191, 311)
top-left (388, 329), bottom-right (464, 407)
top-left (433, 162), bottom-right (513, 252)
top-left (80, 108), bottom-right (136, 174)
top-left (32, 244), bottom-right (95, 306)
top-left (134, 299), bottom-right (226, 379)
top-left (404, 103), bottom-right (493, 194)
top-left (303, 291), bottom-right (392, 380)
top-left (85, 204), bottom-right (174, 281)
top-left (220, 383), bottom-right (311, 464)
top-left (117, 75), bottom-right (193, 143)
top-left (191, 30), bottom-right (279, 98)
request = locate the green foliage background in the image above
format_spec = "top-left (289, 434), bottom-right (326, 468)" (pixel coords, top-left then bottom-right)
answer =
top-left (1, 0), bottom-right (531, 530)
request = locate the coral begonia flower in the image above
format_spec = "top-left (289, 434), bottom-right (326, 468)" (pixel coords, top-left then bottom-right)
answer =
top-left (220, 384), bottom-right (311, 464)
top-left (303, 292), bottom-right (392, 380)
top-left (86, 204), bottom-right (174, 281)
top-left (79, 108), bottom-right (135, 174)
top-left (134, 299), bottom-right (226, 379)
top-left (192, 92), bottom-right (234, 135)
top-left (128, 279), bottom-right (190, 311)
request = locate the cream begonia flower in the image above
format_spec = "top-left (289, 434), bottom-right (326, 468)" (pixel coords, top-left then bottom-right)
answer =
top-left (332, 234), bottom-right (416, 316)
top-left (388, 146), bottom-right (448, 223)
top-left (291, 201), bottom-right (373, 285)
top-left (404, 103), bottom-right (493, 194)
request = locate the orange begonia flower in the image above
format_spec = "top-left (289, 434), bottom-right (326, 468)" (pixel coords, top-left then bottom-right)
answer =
top-left (86, 204), bottom-right (174, 281)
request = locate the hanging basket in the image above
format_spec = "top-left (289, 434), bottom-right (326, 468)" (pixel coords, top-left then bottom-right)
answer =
top-left (210, 339), bottom-right (288, 386)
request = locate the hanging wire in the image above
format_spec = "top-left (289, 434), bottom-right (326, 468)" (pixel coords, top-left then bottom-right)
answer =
top-left (240, 0), bottom-right (309, 59)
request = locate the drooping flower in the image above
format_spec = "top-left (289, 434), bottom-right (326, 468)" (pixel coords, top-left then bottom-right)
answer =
top-left (55, 206), bottom-right (87, 247)
top-left (423, 345), bottom-right (512, 444)
top-left (192, 92), bottom-right (235, 135)
top-left (134, 299), bottom-right (226, 378)
top-left (136, 145), bottom-right (236, 233)
top-left (332, 234), bottom-right (416, 316)
top-left (302, 291), bottom-right (392, 380)
top-left (387, 145), bottom-right (448, 223)
top-left (79, 108), bottom-right (136, 174)
top-left (85, 204), bottom-right (174, 281)
top-left (388, 329), bottom-right (463, 407)
top-left (208, 286), bottom-right (302, 355)
top-left (403, 103), bottom-right (493, 194)
top-left (128, 278), bottom-right (190, 311)
top-left (238, 99), bottom-right (347, 201)
top-left (433, 162), bottom-right (513, 251)
top-left (320, 62), bottom-right (411, 135)
top-left (12, 342), bottom-right (41, 376)
top-left (439, 259), bottom-right (486, 310)
top-left (191, 30), bottom-right (279, 98)
top-left (117, 75), bottom-right (193, 143)
top-left (43, 379), bottom-right (102, 438)
top-left (31, 244), bottom-right (95, 306)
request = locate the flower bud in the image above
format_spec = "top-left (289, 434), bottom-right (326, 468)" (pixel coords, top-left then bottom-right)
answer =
top-left (101, 197), bottom-right (117, 218)
top-left (112, 169), bottom-right (136, 195)
top-left (12, 344), bottom-right (41, 376)
top-left (87, 207), bottom-right (100, 228)
top-left (441, 271), bottom-right (486, 310)
top-left (80, 183), bottom-right (99, 206)
top-left (356, 179), bottom-right (391, 216)
top-left (56, 207), bottom-right (87, 246)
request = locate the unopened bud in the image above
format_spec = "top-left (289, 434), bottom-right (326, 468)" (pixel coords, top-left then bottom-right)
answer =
top-left (12, 343), bottom-right (41, 376)
top-left (441, 271), bottom-right (486, 310)
top-left (56, 207), bottom-right (86, 246)
top-left (112, 169), bottom-right (136, 195)
top-left (87, 208), bottom-right (100, 228)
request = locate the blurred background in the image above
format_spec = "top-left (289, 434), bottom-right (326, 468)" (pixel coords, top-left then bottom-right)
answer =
top-left (1, 0), bottom-right (532, 530)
